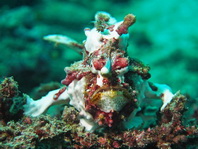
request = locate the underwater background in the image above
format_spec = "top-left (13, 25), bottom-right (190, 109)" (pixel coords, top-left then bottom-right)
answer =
top-left (0, 0), bottom-right (198, 99)
top-left (0, 0), bottom-right (198, 148)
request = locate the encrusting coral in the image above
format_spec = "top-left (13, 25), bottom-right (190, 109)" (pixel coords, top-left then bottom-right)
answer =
top-left (0, 77), bottom-right (25, 125)
top-left (0, 12), bottom-right (197, 148)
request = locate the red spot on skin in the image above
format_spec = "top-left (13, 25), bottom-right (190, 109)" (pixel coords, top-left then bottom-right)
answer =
top-left (134, 99), bottom-right (138, 102)
top-left (90, 110), bottom-right (116, 127)
top-left (62, 71), bottom-right (78, 85)
top-left (62, 71), bottom-right (90, 86)
top-left (122, 83), bottom-right (129, 87)
top-left (112, 141), bottom-right (121, 148)
top-left (76, 72), bottom-right (89, 80)
top-left (107, 25), bottom-right (115, 32)
top-left (109, 119), bottom-right (113, 124)
top-left (116, 24), bottom-right (128, 35)
top-left (92, 49), bottom-right (101, 56)
top-left (98, 137), bottom-right (107, 145)
top-left (108, 123), bottom-right (112, 127)
top-left (112, 57), bottom-right (128, 70)
top-left (98, 121), bottom-right (103, 126)
top-left (53, 87), bottom-right (66, 100)
top-left (92, 58), bottom-right (106, 70)
top-left (109, 112), bottom-right (113, 118)
top-left (102, 78), bottom-right (110, 85)
top-left (147, 127), bottom-right (151, 132)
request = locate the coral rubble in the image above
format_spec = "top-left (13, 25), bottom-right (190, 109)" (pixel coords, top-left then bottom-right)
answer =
top-left (0, 92), bottom-right (197, 148)
top-left (0, 77), bottom-right (25, 125)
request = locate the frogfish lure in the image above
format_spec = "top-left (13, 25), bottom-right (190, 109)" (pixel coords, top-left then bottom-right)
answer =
top-left (24, 12), bottom-right (175, 132)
